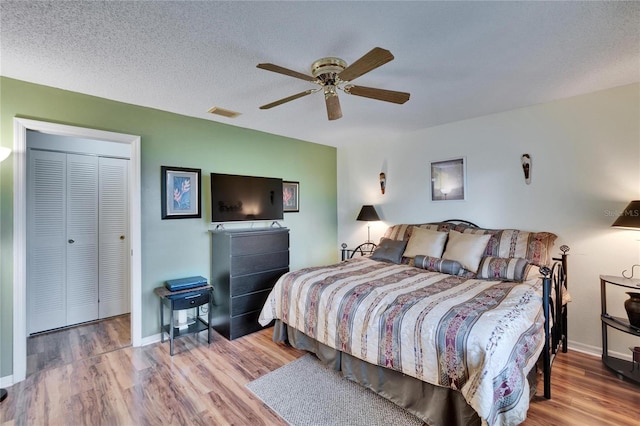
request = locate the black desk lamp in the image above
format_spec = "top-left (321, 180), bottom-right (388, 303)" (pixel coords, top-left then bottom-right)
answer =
top-left (357, 205), bottom-right (380, 243)
top-left (612, 200), bottom-right (640, 279)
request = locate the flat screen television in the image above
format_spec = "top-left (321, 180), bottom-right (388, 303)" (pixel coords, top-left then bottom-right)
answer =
top-left (210, 173), bottom-right (283, 222)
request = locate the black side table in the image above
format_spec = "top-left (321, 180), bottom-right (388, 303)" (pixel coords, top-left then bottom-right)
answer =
top-left (154, 284), bottom-right (213, 356)
top-left (600, 274), bottom-right (640, 384)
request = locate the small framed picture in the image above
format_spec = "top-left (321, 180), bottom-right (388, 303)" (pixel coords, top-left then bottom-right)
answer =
top-left (283, 181), bottom-right (299, 213)
top-left (161, 166), bottom-right (202, 219)
top-left (430, 157), bottom-right (466, 201)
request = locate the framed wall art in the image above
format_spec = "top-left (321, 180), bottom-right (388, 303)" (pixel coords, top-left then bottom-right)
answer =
top-left (283, 181), bottom-right (299, 212)
top-left (430, 157), bottom-right (466, 201)
top-left (161, 166), bottom-right (202, 219)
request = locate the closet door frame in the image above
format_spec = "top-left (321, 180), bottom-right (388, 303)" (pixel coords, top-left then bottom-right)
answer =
top-left (12, 118), bottom-right (141, 384)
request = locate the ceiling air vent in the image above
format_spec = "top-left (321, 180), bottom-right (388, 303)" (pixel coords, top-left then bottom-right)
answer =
top-left (207, 106), bottom-right (241, 118)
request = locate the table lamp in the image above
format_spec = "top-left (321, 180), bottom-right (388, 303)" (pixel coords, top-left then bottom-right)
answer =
top-left (357, 205), bottom-right (380, 243)
top-left (612, 200), bottom-right (640, 279)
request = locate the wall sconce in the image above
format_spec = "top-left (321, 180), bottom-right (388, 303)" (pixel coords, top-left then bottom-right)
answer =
top-left (521, 154), bottom-right (531, 184)
top-left (357, 205), bottom-right (380, 243)
top-left (379, 172), bottom-right (386, 194)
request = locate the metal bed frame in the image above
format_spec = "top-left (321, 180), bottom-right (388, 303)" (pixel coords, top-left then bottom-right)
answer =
top-left (540, 244), bottom-right (570, 398)
top-left (340, 219), bottom-right (569, 399)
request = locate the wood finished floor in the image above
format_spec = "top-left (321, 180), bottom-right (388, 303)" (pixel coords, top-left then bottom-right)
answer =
top-left (2, 318), bottom-right (640, 425)
top-left (26, 314), bottom-right (131, 377)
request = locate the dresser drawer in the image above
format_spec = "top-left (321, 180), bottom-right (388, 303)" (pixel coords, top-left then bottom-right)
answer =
top-left (231, 288), bottom-right (272, 316)
top-left (231, 250), bottom-right (289, 276)
top-left (230, 268), bottom-right (288, 296)
top-left (230, 231), bottom-right (289, 256)
top-left (172, 290), bottom-right (211, 311)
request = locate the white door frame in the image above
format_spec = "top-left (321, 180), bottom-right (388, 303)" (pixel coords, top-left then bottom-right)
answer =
top-left (12, 118), bottom-right (142, 383)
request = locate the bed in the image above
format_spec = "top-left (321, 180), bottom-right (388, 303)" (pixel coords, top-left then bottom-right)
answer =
top-left (258, 220), bottom-right (569, 426)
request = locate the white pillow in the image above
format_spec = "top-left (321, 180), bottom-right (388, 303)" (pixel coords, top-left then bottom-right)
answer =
top-left (442, 230), bottom-right (491, 273)
top-left (402, 227), bottom-right (448, 258)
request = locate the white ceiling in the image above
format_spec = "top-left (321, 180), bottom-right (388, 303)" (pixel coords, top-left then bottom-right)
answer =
top-left (1, 1), bottom-right (639, 148)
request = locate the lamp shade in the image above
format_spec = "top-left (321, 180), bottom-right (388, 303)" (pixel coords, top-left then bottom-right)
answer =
top-left (356, 205), bottom-right (380, 222)
top-left (612, 200), bottom-right (640, 229)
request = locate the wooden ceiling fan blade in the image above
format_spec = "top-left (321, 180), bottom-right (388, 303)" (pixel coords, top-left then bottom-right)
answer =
top-left (325, 92), bottom-right (342, 120)
top-left (259, 90), bottom-right (315, 109)
top-left (338, 47), bottom-right (394, 82)
top-left (257, 63), bottom-right (316, 82)
top-left (345, 85), bottom-right (410, 104)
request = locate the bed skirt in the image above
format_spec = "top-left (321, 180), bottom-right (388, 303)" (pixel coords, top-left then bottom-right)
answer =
top-left (273, 320), bottom-right (489, 426)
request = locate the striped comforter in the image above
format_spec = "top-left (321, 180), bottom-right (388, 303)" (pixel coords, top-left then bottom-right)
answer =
top-left (258, 257), bottom-right (545, 426)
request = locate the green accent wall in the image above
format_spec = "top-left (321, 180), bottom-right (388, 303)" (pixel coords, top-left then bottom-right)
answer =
top-left (0, 77), bottom-right (337, 378)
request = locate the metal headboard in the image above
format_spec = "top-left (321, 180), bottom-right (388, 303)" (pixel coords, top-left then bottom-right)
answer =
top-left (442, 219), bottom-right (479, 228)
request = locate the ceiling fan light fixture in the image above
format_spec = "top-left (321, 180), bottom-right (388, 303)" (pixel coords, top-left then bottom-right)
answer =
top-left (323, 85), bottom-right (338, 97)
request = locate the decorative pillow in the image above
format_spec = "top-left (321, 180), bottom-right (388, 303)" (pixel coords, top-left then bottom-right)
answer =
top-left (402, 227), bottom-right (448, 258)
top-left (383, 223), bottom-right (557, 266)
top-left (441, 230), bottom-right (491, 273)
top-left (383, 224), bottom-right (417, 241)
top-left (460, 228), bottom-right (557, 267)
top-left (414, 255), bottom-right (462, 276)
top-left (371, 238), bottom-right (408, 264)
top-left (383, 222), bottom-right (470, 241)
top-left (524, 264), bottom-right (541, 281)
top-left (477, 256), bottom-right (531, 282)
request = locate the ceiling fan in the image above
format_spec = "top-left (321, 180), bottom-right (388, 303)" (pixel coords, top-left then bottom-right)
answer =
top-left (257, 47), bottom-right (410, 121)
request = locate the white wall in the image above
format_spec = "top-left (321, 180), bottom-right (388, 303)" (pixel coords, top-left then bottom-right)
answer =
top-left (337, 83), bottom-right (640, 357)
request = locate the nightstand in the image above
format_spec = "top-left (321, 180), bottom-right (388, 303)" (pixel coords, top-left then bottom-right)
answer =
top-left (600, 274), bottom-right (640, 384)
top-left (154, 284), bottom-right (213, 356)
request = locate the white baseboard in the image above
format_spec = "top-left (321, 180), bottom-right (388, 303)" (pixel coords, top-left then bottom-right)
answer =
top-left (567, 339), bottom-right (632, 362)
top-left (141, 333), bottom-right (162, 347)
top-left (567, 340), bottom-right (600, 357)
top-left (1, 374), bottom-right (14, 388)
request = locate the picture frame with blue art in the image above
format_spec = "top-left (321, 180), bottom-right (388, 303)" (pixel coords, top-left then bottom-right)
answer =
top-left (283, 181), bottom-right (300, 213)
top-left (161, 166), bottom-right (201, 219)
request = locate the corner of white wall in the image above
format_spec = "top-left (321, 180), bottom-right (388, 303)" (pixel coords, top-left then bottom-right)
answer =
top-left (337, 84), bottom-right (640, 354)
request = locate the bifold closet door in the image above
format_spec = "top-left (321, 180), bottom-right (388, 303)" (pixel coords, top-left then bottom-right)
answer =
top-left (65, 154), bottom-right (99, 325)
top-left (27, 150), bottom-right (68, 334)
top-left (98, 157), bottom-right (130, 318)
top-left (27, 151), bottom-right (99, 333)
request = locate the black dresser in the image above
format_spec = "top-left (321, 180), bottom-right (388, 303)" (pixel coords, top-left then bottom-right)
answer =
top-left (210, 227), bottom-right (289, 340)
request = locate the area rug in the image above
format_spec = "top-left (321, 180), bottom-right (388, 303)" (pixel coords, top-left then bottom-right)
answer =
top-left (246, 354), bottom-right (424, 426)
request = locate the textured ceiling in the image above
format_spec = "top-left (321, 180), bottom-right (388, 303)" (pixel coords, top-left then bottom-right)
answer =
top-left (1, 1), bottom-right (639, 147)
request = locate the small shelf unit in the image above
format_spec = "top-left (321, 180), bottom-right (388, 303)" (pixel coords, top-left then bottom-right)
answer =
top-left (600, 274), bottom-right (640, 384)
top-left (154, 284), bottom-right (213, 356)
